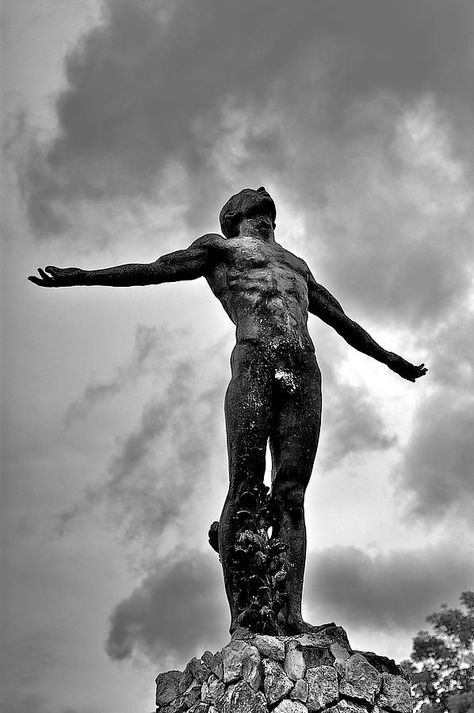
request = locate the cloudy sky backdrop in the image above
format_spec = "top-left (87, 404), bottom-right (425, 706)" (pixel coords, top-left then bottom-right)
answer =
top-left (2, 1), bottom-right (474, 712)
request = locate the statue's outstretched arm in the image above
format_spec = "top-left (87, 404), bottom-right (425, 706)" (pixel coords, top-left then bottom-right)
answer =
top-left (28, 234), bottom-right (220, 288)
top-left (308, 273), bottom-right (427, 382)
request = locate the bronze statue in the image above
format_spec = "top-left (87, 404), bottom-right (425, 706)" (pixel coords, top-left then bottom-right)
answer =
top-left (29, 187), bottom-right (427, 635)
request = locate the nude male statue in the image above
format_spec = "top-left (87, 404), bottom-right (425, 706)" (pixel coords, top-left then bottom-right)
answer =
top-left (29, 187), bottom-right (427, 634)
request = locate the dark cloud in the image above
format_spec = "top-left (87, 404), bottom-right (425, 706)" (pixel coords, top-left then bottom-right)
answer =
top-left (56, 344), bottom-right (227, 541)
top-left (389, 302), bottom-right (474, 525)
top-left (101, 357), bottom-right (225, 543)
top-left (106, 550), bottom-right (226, 663)
top-left (106, 541), bottom-right (474, 665)
top-left (397, 391), bottom-right (474, 524)
top-left (306, 543), bottom-right (474, 633)
top-left (312, 342), bottom-right (397, 469)
top-left (65, 324), bottom-right (185, 423)
top-left (308, 154), bottom-right (474, 327)
top-left (320, 375), bottom-right (397, 469)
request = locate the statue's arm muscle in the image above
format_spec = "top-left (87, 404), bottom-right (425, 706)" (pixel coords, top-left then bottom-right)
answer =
top-left (28, 234), bottom-right (221, 288)
top-left (307, 273), bottom-right (427, 381)
top-left (308, 274), bottom-right (388, 362)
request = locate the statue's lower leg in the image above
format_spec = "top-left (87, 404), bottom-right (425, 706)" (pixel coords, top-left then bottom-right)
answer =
top-left (211, 482), bottom-right (336, 635)
top-left (217, 489), bottom-right (243, 633)
top-left (216, 476), bottom-right (293, 635)
top-left (271, 485), bottom-right (335, 635)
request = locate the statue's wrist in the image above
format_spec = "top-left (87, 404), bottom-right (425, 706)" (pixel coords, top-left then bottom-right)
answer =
top-left (76, 268), bottom-right (90, 285)
top-left (385, 351), bottom-right (396, 367)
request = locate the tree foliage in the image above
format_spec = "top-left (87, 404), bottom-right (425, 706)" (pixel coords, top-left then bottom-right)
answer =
top-left (404, 591), bottom-right (474, 713)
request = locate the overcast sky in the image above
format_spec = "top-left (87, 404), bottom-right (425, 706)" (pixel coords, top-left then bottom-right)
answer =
top-left (2, 1), bottom-right (474, 712)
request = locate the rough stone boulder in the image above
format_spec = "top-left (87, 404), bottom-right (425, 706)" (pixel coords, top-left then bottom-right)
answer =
top-left (155, 627), bottom-right (413, 713)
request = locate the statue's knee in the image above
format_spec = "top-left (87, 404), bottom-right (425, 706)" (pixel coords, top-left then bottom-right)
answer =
top-left (273, 481), bottom-right (305, 514)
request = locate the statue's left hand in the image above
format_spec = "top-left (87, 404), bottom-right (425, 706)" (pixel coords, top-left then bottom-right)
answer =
top-left (386, 353), bottom-right (428, 382)
top-left (28, 266), bottom-right (84, 287)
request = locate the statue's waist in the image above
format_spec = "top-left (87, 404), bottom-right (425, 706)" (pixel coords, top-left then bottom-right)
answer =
top-left (235, 317), bottom-right (311, 346)
top-left (231, 339), bottom-right (317, 370)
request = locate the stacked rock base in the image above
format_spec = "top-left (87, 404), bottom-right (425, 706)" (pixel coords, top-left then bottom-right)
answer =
top-left (155, 627), bottom-right (412, 713)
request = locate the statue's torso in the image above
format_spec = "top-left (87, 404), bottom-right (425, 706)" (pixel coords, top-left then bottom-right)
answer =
top-left (205, 236), bottom-right (314, 356)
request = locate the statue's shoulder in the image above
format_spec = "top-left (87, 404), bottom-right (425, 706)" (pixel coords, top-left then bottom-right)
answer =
top-left (278, 244), bottom-right (311, 278)
top-left (190, 233), bottom-right (226, 250)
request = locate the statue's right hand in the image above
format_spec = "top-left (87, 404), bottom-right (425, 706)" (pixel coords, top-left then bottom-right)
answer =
top-left (386, 352), bottom-right (427, 382)
top-left (28, 266), bottom-right (84, 287)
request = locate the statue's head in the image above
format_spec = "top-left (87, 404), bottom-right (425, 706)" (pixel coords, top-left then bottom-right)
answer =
top-left (219, 186), bottom-right (276, 238)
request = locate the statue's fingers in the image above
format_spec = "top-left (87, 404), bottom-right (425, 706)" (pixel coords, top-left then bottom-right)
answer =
top-left (37, 267), bottom-right (55, 285)
top-left (45, 265), bottom-right (59, 276)
top-left (28, 275), bottom-right (42, 285)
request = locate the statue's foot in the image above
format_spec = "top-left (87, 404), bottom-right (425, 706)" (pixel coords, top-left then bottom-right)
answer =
top-left (283, 617), bottom-right (336, 635)
top-left (282, 616), bottom-right (351, 650)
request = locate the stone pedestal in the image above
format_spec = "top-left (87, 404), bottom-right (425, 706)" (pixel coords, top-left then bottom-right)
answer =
top-left (155, 627), bottom-right (412, 713)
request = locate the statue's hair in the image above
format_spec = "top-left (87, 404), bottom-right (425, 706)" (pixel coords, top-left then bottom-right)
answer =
top-left (219, 189), bottom-right (276, 239)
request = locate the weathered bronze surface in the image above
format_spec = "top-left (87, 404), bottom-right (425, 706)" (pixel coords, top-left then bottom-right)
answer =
top-left (29, 187), bottom-right (426, 635)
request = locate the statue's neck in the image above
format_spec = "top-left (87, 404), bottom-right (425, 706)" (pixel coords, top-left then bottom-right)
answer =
top-left (238, 216), bottom-right (275, 242)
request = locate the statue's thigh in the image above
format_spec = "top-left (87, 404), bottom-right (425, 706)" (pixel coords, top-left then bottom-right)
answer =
top-left (225, 369), bottom-right (271, 439)
top-left (224, 356), bottom-right (273, 477)
top-left (270, 366), bottom-right (322, 487)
